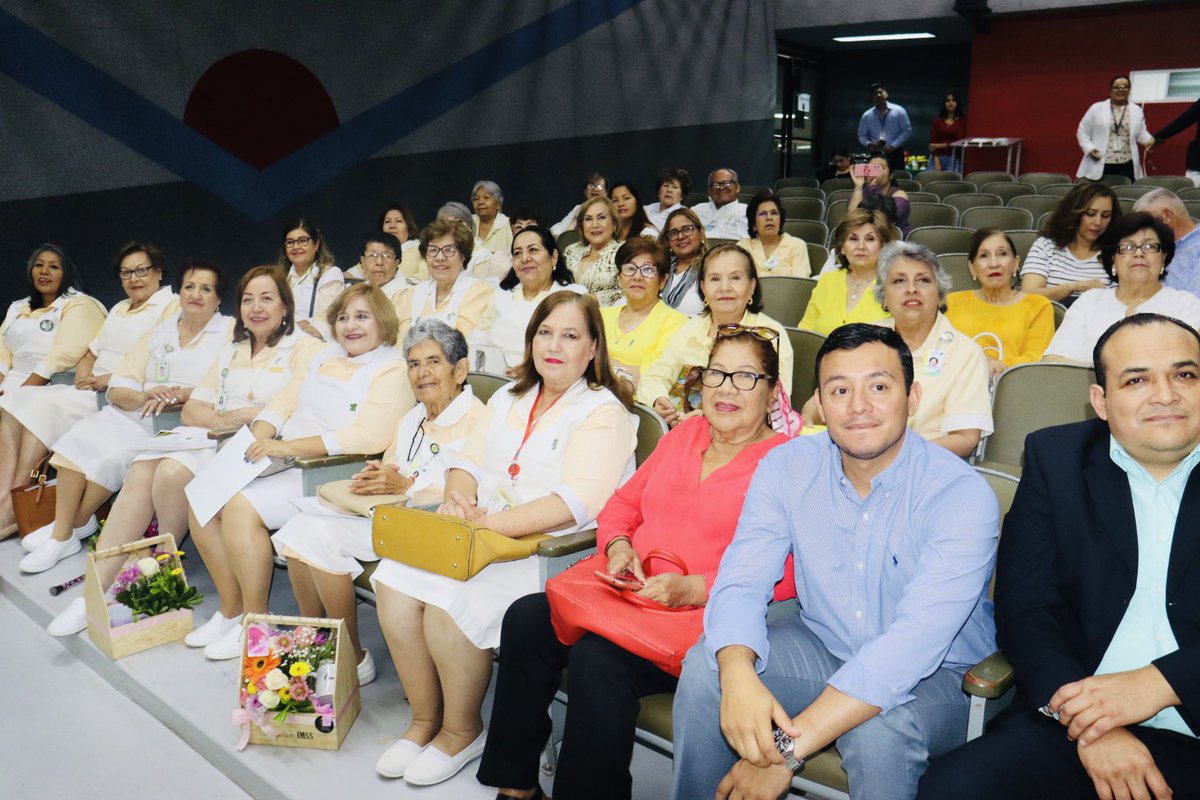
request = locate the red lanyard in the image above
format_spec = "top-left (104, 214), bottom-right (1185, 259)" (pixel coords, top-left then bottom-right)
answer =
top-left (508, 386), bottom-right (561, 480)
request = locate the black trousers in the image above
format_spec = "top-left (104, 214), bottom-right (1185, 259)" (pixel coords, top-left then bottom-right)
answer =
top-left (476, 592), bottom-right (678, 800)
top-left (1103, 160), bottom-right (1136, 180)
top-left (917, 702), bottom-right (1200, 799)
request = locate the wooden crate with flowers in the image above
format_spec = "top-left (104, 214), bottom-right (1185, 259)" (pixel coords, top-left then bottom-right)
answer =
top-left (84, 533), bottom-right (200, 659)
top-left (234, 614), bottom-right (361, 751)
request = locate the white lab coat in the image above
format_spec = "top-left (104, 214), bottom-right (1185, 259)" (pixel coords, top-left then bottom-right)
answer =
top-left (1076, 100), bottom-right (1152, 180)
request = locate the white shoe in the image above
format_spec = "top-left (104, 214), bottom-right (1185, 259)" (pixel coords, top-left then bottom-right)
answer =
top-left (203, 622), bottom-right (244, 660)
top-left (19, 536), bottom-right (82, 574)
top-left (403, 732), bottom-right (487, 786)
top-left (185, 611), bottom-right (241, 648)
top-left (21, 515), bottom-right (98, 552)
top-left (375, 738), bottom-right (426, 779)
top-left (47, 597), bottom-right (87, 636)
top-left (357, 650), bottom-right (376, 686)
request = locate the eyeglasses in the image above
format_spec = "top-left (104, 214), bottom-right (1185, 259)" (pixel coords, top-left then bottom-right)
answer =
top-left (619, 263), bottom-right (659, 278)
top-left (709, 180), bottom-right (735, 190)
top-left (118, 265), bottom-right (154, 280)
top-left (285, 236), bottom-right (313, 248)
top-left (699, 367), bottom-right (772, 391)
top-left (588, 183), bottom-right (607, 191)
top-left (363, 251), bottom-right (397, 262)
top-left (426, 244), bottom-right (460, 259)
top-left (717, 323), bottom-right (780, 342)
top-left (666, 224), bottom-right (699, 240)
top-left (1117, 241), bottom-right (1163, 255)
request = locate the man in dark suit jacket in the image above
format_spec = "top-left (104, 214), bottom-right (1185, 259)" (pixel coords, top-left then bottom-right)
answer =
top-left (919, 313), bottom-right (1200, 800)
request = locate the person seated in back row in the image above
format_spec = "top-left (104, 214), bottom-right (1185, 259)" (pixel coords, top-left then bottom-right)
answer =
top-left (671, 323), bottom-right (998, 800)
top-left (919, 313), bottom-right (1200, 800)
top-left (693, 167), bottom-right (749, 241)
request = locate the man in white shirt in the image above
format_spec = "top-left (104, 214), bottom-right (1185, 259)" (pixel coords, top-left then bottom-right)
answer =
top-left (692, 167), bottom-right (749, 241)
top-left (1135, 188), bottom-right (1200, 299)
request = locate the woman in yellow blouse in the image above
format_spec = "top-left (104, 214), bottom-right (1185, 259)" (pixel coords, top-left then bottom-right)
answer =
top-left (393, 220), bottom-right (494, 339)
top-left (737, 191), bottom-right (811, 277)
top-left (190, 283), bottom-right (413, 660)
top-left (599, 237), bottom-right (687, 390)
top-left (636, 244), bottom-right (794, 425)
top-left (276, 217), bottom-right (343, 340)
top-left (945, 228), bottom-right (1055, 379)
top-left (472, 180), bottom-right (513, 259)
top-left (0, 244), bottom-right (106, 538)
top-left (797, 208), bottom-right (895, 333)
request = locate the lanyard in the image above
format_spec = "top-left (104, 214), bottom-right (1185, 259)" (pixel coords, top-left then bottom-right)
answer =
top-left (507, 386), bottom-right (562, 480)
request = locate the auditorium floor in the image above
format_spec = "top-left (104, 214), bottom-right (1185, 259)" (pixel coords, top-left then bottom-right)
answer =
top-left (0, 532), bottom-right (676, 800)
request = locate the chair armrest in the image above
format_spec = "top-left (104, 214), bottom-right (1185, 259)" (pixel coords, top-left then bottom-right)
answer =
top-left (962, 650), bottom-right (1015, 699)
top-left (536, 529), bottom-right (597, 559)
top-left (295, 452), bottom-right (380, 470)
top-left (49, 370), bottom-right (77, 386)
top-left (207, 428), bottom-right (240, 442)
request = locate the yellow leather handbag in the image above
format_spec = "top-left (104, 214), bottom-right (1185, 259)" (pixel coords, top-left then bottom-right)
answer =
top-left (372, 505), bottom-right (551, 581)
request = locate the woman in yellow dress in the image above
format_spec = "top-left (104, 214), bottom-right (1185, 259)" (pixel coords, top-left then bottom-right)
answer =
top-left (945, 228), bottom-right (1055, 379)
top-left (737, 191), bottom-right (811, 277)
top-left (797, 208), bottom-right (895, 333)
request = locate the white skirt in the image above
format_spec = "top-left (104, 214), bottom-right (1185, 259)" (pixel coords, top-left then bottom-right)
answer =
top-left (370, 556), bottom-right (541, 650)
top-left (271, 513), bottom-right (376, 577)
top-left (52, 405), bottom-right (153, 492)
top-left (237, 469), bottom-right (305, 530)
top-left (0, 370), bottom-right (32, 394)
top-left (0, 384), bottom-right (102, 447)
top-left (130, 445), bottom-right (216, 475)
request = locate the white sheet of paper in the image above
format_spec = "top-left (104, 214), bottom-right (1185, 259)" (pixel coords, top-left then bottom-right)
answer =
top-left (139, 426), bottom-right (217, 452)
top-left (183, 426), bottom-right (271, 526)
top-left (288, 495), bottom-right (359, 519)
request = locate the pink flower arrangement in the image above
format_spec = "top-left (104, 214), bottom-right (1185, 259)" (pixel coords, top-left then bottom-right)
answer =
top-left (238, 621), bottom-right (338, 734)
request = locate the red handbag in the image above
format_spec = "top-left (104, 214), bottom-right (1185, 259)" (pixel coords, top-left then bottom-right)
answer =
top-left (547, 549), bottom-right (703, 677)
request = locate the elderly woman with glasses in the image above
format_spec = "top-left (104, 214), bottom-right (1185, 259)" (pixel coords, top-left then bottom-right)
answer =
top-left (807, 242), bottom-right (992, 457)
top-left (1044, 212), bottom-right (1200, 364)
top-left (599, 237), bottom-right (688, 389)
top-left (394, 220), bottom-right (495, 339)
top-left (478, 327), bottom-right (796, 800)
top-left (358, 232), bottom-right (409, 300)
top-left (658, 207), bottom-right (709, 317)
top-left (637, 244), bottom-right (794, 427)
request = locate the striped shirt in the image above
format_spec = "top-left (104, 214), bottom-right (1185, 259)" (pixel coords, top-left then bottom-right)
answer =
top-left (1020, 236), bottom-right (1110, 299)
top-left (704, 430), bottom-right (998, 712)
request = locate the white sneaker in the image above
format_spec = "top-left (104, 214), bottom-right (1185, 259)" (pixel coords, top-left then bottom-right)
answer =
top-left (375, 738), bottom-right (426, 779)
top-left (19, 536), bottom-right (82, 574)
top-left (357, 650), bottom-right (376, 685)
top-left (21, 515), bottom-right (98, 552)
top-left (47, 597), bottom-right (87, 636)
top-left (403, 732), bottom-right (487, 786)
top-left (185, 611), bottom-right (241, 648)
top-left (203, 622), bottom-right (244, 660)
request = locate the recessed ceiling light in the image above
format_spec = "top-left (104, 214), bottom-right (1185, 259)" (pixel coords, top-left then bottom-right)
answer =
top-left (833, 32), bottom-right (936, 43)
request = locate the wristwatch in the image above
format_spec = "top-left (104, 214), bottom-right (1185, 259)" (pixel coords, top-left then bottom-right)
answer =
top-left (772, 724), bottom-right (806, 773)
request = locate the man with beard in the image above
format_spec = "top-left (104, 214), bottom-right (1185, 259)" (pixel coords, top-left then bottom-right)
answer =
top-left (670, 323), bottom-right (999, 800)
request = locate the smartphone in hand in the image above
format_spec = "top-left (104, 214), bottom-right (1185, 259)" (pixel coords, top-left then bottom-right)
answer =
top-left (853, 163), bottom-right (883, 178)
top-left (595, 570), bottom-right (646, 591)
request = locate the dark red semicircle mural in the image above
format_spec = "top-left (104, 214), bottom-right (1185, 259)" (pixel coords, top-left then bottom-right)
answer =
top-left (183, 49), bottom-right (339, 170)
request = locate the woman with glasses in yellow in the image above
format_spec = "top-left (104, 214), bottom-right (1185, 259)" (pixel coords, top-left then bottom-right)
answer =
top-left (393, 220), bottom-right (494, 339)
top-left (658, 207), bottom-right (709, 317)
top-left (637, 244), bottom-right (793, 427)
top-left (275, 217), bottom-right (342, 340)
top-left (599, 237), bottom-right (687, 390)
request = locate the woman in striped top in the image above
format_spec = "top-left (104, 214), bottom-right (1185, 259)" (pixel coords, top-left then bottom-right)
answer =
top-left (1019, 181), bottom-right (1121, 306)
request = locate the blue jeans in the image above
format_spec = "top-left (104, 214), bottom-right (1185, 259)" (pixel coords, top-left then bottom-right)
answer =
top-left (670, 616), bottom-right (970, 800)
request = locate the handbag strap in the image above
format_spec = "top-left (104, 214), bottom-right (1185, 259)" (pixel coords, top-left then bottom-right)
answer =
top-left (641, 549), bottom-right (688, 577)
top-left (619, 548), bottom-right (696, 611)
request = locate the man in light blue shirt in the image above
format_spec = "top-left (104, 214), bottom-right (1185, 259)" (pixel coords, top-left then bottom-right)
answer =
top-left (1135, 188), bottom-right (1200, 299)
top-left (670, 323), bottom-right (998, 800)
top-left (858, 83), bottom-right (912, 172)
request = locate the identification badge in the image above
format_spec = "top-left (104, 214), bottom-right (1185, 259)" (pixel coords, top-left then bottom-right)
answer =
top-left (155, 359), bottom-right (170, 383)
top-left (39, 319), bottom-right (55, 332)
top-left (765, 255), bottom-right (780, 271)
top-left (216, 387), bottom-right (229, 411)
top-left (925, 349), bottom-right (946, 376)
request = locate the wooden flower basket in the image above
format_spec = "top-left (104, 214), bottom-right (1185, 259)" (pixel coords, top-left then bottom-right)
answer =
top-left (236, 614), bottom-right (360, 751)
top-left (84, 533), bottom-right (194, 659)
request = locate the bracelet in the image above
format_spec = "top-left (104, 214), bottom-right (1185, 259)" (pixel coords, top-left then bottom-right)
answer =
top-left (604, 536), bottom-right (632, 555)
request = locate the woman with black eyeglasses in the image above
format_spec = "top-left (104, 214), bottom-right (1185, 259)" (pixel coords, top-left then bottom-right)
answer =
top-left (275, 216), bottom-right (343, 340)
top-left (272, 319), bottom-right (485, 685)
top-left (637, 243), bottom-right (794, 427)
top-left (599, 237), bottom-right (687, 390)
top-left (478, 327), bottom-right (797, 800)
top-left (658, 207), bottom-right (709, 316)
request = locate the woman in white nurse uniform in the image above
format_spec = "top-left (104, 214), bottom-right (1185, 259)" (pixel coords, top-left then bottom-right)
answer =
top-left (369, 291), bottom-right (637, 787)
top-left (272, 320), bottom-right (486, 684)
top-left (189, 283), bottom-right (413, 661)
top-left (276, 216), bottom-right (343, 341)
top-left (19, 261), bottom-right (230, 574)
top-left (0, 244), bottom-right (107, 537)
top-left (392, 219), bottom-right (494, 340)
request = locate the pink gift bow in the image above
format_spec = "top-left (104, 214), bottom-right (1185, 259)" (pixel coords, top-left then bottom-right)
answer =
top-left (232, 708), bottom-right (277, 750)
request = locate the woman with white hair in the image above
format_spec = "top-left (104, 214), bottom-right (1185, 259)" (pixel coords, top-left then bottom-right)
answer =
top-left (472, 180), bottom-right (512, 259)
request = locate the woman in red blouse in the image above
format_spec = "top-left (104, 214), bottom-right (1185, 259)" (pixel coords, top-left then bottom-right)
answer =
top-left (477, 327), bottom-right (796, 800)
top-left (930, 92), bottom-right (966, 172)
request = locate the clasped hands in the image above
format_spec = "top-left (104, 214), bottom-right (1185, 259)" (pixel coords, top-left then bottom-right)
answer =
top-left (140, 385), bottom-right (189, 418)
top-left (604, 538), bottom-right (706, 608)
top-left (348, 460), bottom-right (412, 496)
